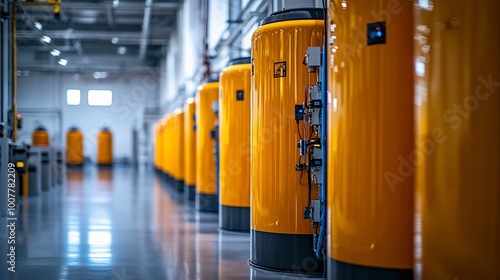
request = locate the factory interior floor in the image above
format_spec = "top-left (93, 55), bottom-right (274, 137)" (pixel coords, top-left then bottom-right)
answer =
top-left (7, 165), bottom-right (322, 280)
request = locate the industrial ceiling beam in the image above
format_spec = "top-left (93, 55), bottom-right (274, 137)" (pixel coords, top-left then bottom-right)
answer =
top-left (105, 5), bottom-right (115, 28)
top-left (16, 29), bottom-right (172, 41)
top-left (16, 64), bottom-right (162, 75)
top-left (58, 2), bottom-right (179, 10)
top-left (139, 0), bottom-right (153, 60)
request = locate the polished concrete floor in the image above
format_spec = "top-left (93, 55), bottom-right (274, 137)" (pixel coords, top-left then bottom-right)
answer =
top-left (1, 165), bottom-right (323, 280)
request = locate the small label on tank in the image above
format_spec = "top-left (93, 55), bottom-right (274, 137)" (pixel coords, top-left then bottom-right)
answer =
top-left (274, 61), bottom-right (287, 78)
top-left (367, 21), bottom-right (386, 46)
top-left (236, 90), bottom-right (244, 101)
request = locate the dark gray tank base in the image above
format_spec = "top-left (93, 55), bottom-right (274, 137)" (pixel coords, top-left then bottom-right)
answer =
top-left (328, 258), bottom-right (413, 280)
top-left (66, 163), bottom-right (84, 167)
top-left (175, 179), bottom-right (184, 193)
top-left (184, 185), bottom-right (196, 201)
top-left (196, 193), bottom-right (218, 212)
top-left (220, 205), bottom-right (250, 231)
top-left (250, 230), bottom-right (323, 274)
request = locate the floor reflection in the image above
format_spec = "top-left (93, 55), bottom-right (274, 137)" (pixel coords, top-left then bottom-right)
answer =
top-left (8, 165), bottom-right (323, 280)
top-left (152, 175), bottom-right (324, 280)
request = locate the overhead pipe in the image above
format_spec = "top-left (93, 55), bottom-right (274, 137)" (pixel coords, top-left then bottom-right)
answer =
top-left (138, 0), bottom-right (153, 60)
top-left (202, 0), bottom-right (211, 79)
top-left (227, 0), bottom-right (242, 59)
top-left (213, 0), bottom-right (267, 54)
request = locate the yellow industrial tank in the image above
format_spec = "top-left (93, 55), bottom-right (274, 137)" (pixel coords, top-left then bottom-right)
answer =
top-left (195, 79), bottom-right (219, 212)
top-left (173, 108), bottom-right (185, 192)
top-left (219, 57), bottom-right (251, 231)
top-left (159, 118), bottom-right (168, 175)
top-left (154, 123), bottom-right (161, 170)
top-left (184, 98), bottom-right (197, 200)
top-left (97, 128), bottom-right (113, 166)
top-left (414, 1), bottom-right (500, 279)
top-left (162, 114), bottom-right (172, 178)
top-left (32, 125), bottom-right (50, 147)
top-left (327, 0), bottom-right (414, 278)
top-left (66, 127), bottom-right (84, 166)
top-left (169, 113), bottom-right (178, 183)
top-left (250, 9), bottom-right (324, 272)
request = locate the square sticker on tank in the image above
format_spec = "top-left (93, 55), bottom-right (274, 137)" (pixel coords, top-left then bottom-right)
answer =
top-left (274, 61), bottom-right (287, 78)
top-left (367, 21), bottom-right (386, 45)
top-left (236, 90), bottom-right (244, 101)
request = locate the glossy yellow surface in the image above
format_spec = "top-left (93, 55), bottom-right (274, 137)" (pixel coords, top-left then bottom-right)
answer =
top-left (97, 130), bottom-right (113, 164)
top-left (219, 63), bottom-right (251, 208)
top-left (184, 100), bottom-right (197, 187)
top-left (174, 110), bottom-right (185, 181)
top-left (327, 0), bottom-right (414, 269)
top-left (170, 114), bottom-right (178, 179)
top-left (158, 118), bottom-right (168, 173)
top-left (66, 129), bottom-right (84, 165)
top-left (154, 123), bottom-right (161, 169)
top-left (196, 82), bottom-right (218, 195)
top-left (251, 19), bottom-right (323, 234)
top-left (32, 129), bottom-right (49, 147)
top-left (163, 115), bottom-right (172, 175)
top-left (414, 1), bottom-right (500, 279)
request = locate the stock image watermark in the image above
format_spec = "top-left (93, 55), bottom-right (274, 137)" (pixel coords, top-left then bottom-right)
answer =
top-left (384, 74), bottom-right (500, 191)
top-left (6, 162), bottom-right (17, 273)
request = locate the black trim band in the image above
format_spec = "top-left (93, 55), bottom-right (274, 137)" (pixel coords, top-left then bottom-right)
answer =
top-left (250, 229), bottom-right (323, 273)
top-left (328, 257), bottom-right (413, 280)
top-left (184, 184), bottom-right (196, 201)
top-left (220, 205), bottom-right (250, 231)
top-left (260, 8), bottom-right (324, 26)
top-left (175, 179), bottom-right (184, 193)
top-left (227, 57), bottom-right (251, 66)
top-left (196, 193), bottom-right (218, 212)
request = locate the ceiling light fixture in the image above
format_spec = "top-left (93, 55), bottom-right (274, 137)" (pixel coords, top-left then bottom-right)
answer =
top-left (111, 37), bottom-right (119, 44)
top-left (117, 46), bottom-right (127, 55)
top-left (40, 35), bottom-right (51, 44)
top-left (58, 58), bottom-right (68, 66)
top-left (93, 72), bottom-right (108, 79)
top-left (34, 21), bottom-right (43, 30)
top-left (50, 49), bottom-right (61, 56)
top-left (113, 0), bottom-right (119, 7)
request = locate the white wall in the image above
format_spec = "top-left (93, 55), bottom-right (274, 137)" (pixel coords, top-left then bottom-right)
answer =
top-left (159, 0), bottom-right (204, 111)
top-left (17, 71), bottom-right (159, 163)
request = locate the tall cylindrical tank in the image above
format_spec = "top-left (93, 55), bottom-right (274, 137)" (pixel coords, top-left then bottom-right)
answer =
top-left (250, 9), bottom-right (324, 272)
top-left (173, 108), bottom-right (185, 192)
top-left (327, 0), bottom-right (414, 278)
top-left (219, 57), bottom-right (251, 231)
top-left (154, 123), bottom-right (162, 170)
top-left (184, 98), bottom-right (197, 201)
top-left (97, 128), bottom-right (113, 165)
top-left (32, 125), bottom-right (50, 147)
top-left (414, 1), bottom-right (500, 279)
top-left (159, 118), bottom-right (168, 175)
top-left (162, 114), bottom-right (172, 178)
top-left (66, 127), bottom-right (84, 166)
top-left (195, 79), bottom-right (219, 212)
top-left (170, 113), bottom-right (178, 183)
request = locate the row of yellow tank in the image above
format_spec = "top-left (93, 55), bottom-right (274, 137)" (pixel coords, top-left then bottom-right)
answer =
top-left (154, 2), bottom-right (499, 279)
top-left (154, 61), bottom-right (252, 226)
top-left (32, 126), bottom-right (113, 166)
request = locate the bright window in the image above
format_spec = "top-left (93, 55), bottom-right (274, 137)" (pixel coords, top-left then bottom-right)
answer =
top-left (67, 89), bottom-right (81, 105)
top-left (88, 90), bottom-right (112, 106)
